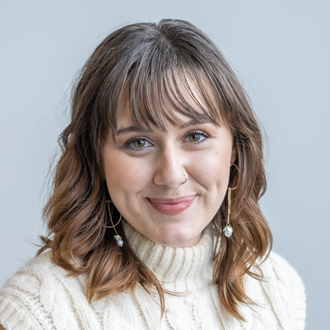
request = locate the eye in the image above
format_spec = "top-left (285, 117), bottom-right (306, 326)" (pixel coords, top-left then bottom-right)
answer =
top-left (125, 137), bottom-right (152, 150)
top-left (185, 131), bottom-right (209, 143)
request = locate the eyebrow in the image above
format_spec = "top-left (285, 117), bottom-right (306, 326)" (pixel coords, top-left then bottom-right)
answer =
top-left (115, 118), bottom-right (214, 136)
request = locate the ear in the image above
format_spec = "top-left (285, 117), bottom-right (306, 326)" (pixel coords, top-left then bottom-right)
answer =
top-left (230, 142), bottom-right (237, 164)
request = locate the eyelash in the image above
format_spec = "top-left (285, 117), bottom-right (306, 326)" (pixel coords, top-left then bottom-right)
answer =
top-left (184, 130), bottom-right (210, 144)
top-left (124, 130), bottom-right (210, 151)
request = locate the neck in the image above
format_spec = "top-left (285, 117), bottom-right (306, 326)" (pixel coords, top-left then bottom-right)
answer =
top-left (122, 220), bottom-right (215, 293)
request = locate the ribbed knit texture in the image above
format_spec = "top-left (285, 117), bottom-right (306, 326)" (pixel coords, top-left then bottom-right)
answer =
top-left (0, 221), bottom-right (306, 329)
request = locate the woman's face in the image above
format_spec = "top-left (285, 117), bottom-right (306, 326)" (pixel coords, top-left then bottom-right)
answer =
top-left (103, 87), bottom-right (236, 248)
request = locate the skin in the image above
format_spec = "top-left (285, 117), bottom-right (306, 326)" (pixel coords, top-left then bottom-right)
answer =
top-left (103, 85), bottom-right (236, 248)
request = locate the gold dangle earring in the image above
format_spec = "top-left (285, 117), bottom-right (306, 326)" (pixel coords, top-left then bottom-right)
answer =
top-left (105, 200), bottom-right (124, 247)
top-left (223, 163), bottom-right (239, 238)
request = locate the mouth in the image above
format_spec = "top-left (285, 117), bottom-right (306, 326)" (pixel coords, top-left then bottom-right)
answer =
top-left (147, 195), bottom-right (197, 215)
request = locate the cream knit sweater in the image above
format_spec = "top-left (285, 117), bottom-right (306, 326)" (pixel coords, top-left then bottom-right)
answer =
top-left (0, 221), bottom-right (306, 329)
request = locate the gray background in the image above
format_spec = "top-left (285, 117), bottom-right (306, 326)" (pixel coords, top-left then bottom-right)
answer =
top-left (0, 1), bottom-right (329, 328)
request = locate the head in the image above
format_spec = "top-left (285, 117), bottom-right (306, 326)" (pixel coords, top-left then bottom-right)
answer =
top-left (42, 19), bottom-right (272, 321)
top-left (103, 79), bottom-right (237, 247)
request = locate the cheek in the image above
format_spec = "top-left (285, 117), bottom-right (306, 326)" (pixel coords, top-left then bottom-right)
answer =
top-left (191, 150), bottom-right (231, 221)
top-left (103, 154), bottom-right (151, 197)
top-left (192, 148), bottom-right (231, 190)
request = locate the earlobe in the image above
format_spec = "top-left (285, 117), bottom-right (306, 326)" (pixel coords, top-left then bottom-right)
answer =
top-left (231, 143), bottom-right (237, 164)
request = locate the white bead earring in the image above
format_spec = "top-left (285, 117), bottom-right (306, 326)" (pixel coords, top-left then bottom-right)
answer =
top-left (223, 163), bottom-right (238, 238)
top-left (105, 200), bottom-right (124, 247)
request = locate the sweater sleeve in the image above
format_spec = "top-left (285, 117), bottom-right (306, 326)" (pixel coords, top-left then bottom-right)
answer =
top-left (266, 252), bottom-right (307, 330)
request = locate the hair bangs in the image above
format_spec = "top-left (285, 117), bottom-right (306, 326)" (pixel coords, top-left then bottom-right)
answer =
top-left (126, 56), bottom-right (225, 132)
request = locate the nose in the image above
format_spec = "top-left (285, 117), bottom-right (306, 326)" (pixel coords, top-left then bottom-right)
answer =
top-left (153, 145), bottom-right (187, 189)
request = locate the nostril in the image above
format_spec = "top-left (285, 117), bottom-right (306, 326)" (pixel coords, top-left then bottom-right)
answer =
top-left (153, 169), bottom-right (187, 189)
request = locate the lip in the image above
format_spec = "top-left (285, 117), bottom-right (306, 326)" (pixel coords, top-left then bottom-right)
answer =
top-left (147, 195), bottom-right (197, 215)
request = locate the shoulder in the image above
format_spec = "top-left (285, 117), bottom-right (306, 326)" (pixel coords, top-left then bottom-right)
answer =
top-left (259, 251), bottom-right (305, 295)
top-left (0, 251), bottom-right (74, 299)
top-left (253, 251), bottom-right (306, 329)
top-left (0, 251), bottom-right (88, 329)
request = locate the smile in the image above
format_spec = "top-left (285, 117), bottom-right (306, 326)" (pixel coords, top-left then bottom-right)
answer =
top-left (147, 195), bottom-right (197, 215)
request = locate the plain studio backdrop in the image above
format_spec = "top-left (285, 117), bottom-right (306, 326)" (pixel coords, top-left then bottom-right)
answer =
top-left (0, 1), bottom-right (329, 328)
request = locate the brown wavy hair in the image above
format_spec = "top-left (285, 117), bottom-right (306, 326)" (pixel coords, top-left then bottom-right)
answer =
top-left (38, 19), bottom-right (273, 321)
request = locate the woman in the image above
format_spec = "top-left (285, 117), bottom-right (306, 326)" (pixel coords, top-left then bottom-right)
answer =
top-left (0, 19), bottom-right (306, 329)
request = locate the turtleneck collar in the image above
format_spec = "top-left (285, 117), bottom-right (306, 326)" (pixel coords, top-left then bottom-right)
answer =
top-left (122, 220), bottom-right (215, 294)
